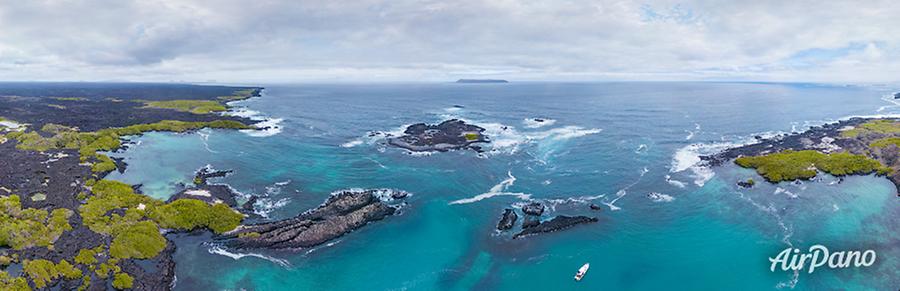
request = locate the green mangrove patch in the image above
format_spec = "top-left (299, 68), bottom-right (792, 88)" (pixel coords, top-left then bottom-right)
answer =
top-left (142, 100), bottom-right (227, 114)
top-left (735, 150), bottom-right (891, 183)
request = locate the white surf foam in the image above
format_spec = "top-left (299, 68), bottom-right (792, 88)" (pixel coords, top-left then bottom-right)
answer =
top-left (341, 139), bottom-right (364, 148)
top-left (523, 118), bottom-right (557, 128)
top-left (207, 245), bottom-right (291, 268)
top-left (242, 118), bottom-right (283, 137)
top-left (665, 175), bottom-right (687, 188)
top-left (225, 100), bottom-right (284, 137)
top-left (647, 192), bottom-right (675, 202)
top-left (450, 171), bottom-right (531, 204)
top-left (773, 187), bottom-right (799, 199)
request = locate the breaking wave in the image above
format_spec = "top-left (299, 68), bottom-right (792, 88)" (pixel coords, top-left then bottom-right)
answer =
top-left (226, 101), bottom-right (284, 137)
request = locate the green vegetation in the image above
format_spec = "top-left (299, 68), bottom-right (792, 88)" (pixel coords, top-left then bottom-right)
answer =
top-left (0, 195), bottom-right (73, 249)
top-left (746, 178), bottom-right (755, 186)
top-left (81, 180), bottom-right (241, 260)
top-left (735, 150), bottom-right (891, 182)
top-left (143, 100), bottom-right (227, 114)
top-left (75, 248), bottom-right (100, 265)
top-left (112, 272), bottom-right (134, 289)
top-left (52, 97), bottom-right (87, 101)
top-left (22, 259), bottom-right (82, 288)
top-left (0, 271), bottom-right (29, 290)
top-left (148, 199), bottom-right (242, 234)
top-left (217, 88), bottom-right (257, 101)
top-left (870, 137), bottom-right (900, 148)
top-left (109, 221), bottom-right (167, 259)
top-left (464, 133), bottom-right (479, 141)
top-left (841, 119), bottom-right (900, 138)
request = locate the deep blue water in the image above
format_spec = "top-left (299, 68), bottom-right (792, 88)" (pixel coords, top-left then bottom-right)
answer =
top-left (106, 82), bottom-right (900, 290)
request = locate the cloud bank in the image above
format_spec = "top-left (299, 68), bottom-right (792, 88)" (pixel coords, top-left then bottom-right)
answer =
top-left (0, 0), bottom-right (899, 83)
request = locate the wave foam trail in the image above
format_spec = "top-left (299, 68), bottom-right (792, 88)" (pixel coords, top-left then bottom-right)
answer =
top-left (601, 167), bottom-right (649, 210)
top-left (207, 245), bottom-right (291, 268)
top-left (450, 171), bottom-right (531, 204)
top-left (774, 187), bottom-right (799, 199)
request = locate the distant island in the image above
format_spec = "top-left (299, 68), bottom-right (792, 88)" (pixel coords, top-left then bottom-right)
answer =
top-left (455, 79), bottom-right (509, 83)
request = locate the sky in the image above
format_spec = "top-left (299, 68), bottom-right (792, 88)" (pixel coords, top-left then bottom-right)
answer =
top-left (0, 0), bottom-right (899, 83)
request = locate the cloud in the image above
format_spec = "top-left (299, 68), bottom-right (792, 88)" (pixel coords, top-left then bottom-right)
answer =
top-left (0, 0), bottom-right (898, 83)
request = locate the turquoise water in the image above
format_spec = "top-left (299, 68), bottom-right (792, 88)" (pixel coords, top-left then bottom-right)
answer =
top-left (105, 82), bottom-right (900, 290)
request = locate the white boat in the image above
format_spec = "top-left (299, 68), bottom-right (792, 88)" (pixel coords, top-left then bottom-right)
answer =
top-left (574, 263), bottom-right (590, 281)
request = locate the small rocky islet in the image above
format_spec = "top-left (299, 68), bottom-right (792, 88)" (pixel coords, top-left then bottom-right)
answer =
top-left (386, 119), bottom-right (489, 152)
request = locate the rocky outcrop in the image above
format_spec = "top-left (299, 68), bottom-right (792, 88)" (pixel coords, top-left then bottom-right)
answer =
top-left (513, 216), bottom-right (598, 239)
top-left (496, 209), bottom-right (517, 230)
top-left (219, 189), bottom-right (405, 249)
top-left (521, 215), bottom-right (541, 229)
top-left (521, 202), bottom-right (545, 216)
top-left (387, 119), bottom-right (489, 152)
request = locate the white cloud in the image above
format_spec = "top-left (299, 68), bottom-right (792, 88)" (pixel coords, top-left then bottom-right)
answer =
top-left (0, 0), bottom-right (898, 83)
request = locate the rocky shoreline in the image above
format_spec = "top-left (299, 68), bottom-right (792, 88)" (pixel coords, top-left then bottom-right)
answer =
top-left (701, 117), bottom-right (900, 193)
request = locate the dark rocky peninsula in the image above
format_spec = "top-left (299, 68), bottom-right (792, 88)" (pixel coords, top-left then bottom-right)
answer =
top-left (702, 117), bottom-right (900, 194)
top-left (387, 119), bottom-right (489, 152)
top-left (218, 189), bottom-right (407, 249)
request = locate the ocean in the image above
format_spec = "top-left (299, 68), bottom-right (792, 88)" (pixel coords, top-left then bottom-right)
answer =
top-left (104, 82), bottom-right (900, 290)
